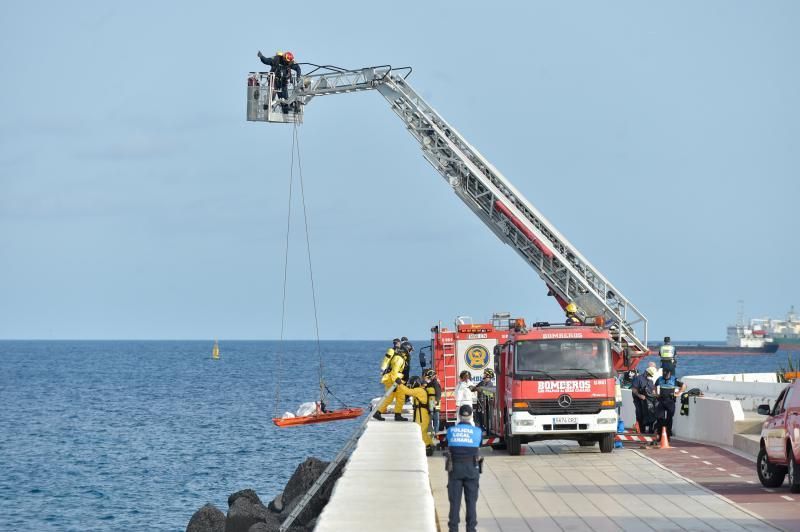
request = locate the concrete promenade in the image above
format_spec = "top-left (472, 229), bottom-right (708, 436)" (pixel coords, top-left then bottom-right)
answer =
top-left (428, 441), bottom-right (779, 532)
top-left (315, 420), bottom-right (437, 532)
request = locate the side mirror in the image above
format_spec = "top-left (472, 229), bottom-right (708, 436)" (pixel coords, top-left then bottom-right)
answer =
top-left (757, 404), bottom-right (771, 416)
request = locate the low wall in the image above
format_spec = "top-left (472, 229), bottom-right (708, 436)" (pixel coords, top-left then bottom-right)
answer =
top-left (315, 420), bottom-right (436, 532)
top-left (672, 396), bottom-right (745, 447)
top-left (687, 372), bottom-right (778, 383)
top-left (681, 375), bottom-right (787, 411)
top-left (620, 387), bottom-right (746, 447)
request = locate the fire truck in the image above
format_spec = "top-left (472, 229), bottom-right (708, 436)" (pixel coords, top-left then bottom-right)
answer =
top-left (428, 314), bottom-right (619, 453)
top-left (249, 65), bottom-right (650, 451)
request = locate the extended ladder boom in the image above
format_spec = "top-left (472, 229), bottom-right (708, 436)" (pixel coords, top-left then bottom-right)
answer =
top-left (247, 66), bottom-right (648, 356)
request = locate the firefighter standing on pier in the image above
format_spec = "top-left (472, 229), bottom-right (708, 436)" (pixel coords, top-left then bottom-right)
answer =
top-left (423, 368), bottom-right (442, 434)
top-left (398, 376), bottom-right (437, 455)
top-left (445, 404), bottom-right (483, 532)
top-left (374, 341), bottom-right (411, 421)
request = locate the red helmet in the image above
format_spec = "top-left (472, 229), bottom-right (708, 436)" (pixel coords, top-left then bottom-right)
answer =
top-left (284, 51), bottom-right (295, 62)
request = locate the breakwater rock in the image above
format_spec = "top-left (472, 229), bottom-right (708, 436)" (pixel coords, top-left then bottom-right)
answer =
top-left (186, 457), bottom-right (345, 532)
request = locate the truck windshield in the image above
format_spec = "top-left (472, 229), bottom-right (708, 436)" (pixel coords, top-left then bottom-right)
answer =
top-left (514, 339), bottom-right (612, 378)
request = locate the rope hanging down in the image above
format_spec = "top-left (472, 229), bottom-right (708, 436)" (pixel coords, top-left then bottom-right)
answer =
top-left (292, 122), bottom-right (325, 405)
top-left (292, 124), bottom-right (351, 409)
top-left (274, 122), bottom-right (352, 416)
top-left (274, 125), bottom-right (297, 418)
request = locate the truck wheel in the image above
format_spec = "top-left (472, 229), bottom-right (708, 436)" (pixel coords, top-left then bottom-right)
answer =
top-left (578, 441), bottom-right (596, 447)
top-left (788, 447), bottom-right (800, 493)
top-left (757, 447), bottom-right (786, 488)
top-left (491, 441), bottom-right (507, 451)
top-left (508, 435), bottom-right (521, 456)
top-left (599, 433), bottom-right (614, 453)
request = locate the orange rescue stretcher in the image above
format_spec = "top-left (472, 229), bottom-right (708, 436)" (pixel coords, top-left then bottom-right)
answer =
top-left (272, 407), bottom-right (364, 427)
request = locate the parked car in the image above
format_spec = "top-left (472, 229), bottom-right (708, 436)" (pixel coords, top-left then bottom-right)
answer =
top-left (756, 380), bottom-right (800, 492)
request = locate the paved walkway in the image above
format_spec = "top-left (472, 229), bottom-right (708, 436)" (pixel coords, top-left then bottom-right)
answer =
top-left (643, 439), bottom-right (800, 532)
top-left (428, 441), bottom-right (779, 532)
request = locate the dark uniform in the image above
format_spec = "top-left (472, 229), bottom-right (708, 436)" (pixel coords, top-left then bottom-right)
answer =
top-left (257, 52), bottom-right (301, 111)
top-left (427, 375), bottom-right (442, 432)
top-left (446, 411), bottom-right (482, 532)
top-left (655, 373), bottom-right (683, 438)
top-left (631, 372), bottom-right (655, 433)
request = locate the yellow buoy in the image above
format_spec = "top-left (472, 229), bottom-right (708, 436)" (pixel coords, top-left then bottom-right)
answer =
top-left (212, 339), bottom-right (220, 360)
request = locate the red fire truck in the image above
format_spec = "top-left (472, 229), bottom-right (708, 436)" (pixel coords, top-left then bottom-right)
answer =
top-left (430, 314), bottom-right (624, 454)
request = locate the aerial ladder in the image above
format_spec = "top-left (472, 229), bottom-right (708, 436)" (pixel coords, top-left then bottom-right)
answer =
top-left (247, 65), bottom-right (649, 365)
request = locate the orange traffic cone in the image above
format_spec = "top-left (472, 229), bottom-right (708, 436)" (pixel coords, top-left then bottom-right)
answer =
top-left (633, 421), bottom-right (640, 434)
top-left (659, 426), bottom-right (671, 449)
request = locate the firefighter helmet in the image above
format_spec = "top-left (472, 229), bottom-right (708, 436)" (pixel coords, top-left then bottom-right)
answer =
top-left (276, 50), bottom-right (284, 57)
top-left (483, 368), bottom-right (495, 380)
top-left (284, 51), bottom-right (294, 62)
top-left (565, 303), bottom-right (578, 314)
top-left (401, 341), bottom-right (414, 352)
top-left (423, 368), bottom-right (436, 379)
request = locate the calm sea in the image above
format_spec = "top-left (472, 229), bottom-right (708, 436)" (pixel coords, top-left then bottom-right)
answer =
top-left (0, 340), bottom-right (796, 531)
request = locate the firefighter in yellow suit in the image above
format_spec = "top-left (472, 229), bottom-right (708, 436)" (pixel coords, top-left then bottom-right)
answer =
top-left (380, 338), bottom-right (401, 372)
top-left (398, 375), bottom-right (437, 455)
top-left (373, 342), bottom-right (409, 421)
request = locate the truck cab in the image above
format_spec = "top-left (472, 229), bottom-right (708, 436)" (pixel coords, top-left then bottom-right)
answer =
top-left (484, 322), bottom-right (618, 454)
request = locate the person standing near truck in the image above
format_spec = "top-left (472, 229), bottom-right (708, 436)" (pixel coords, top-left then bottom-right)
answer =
top-left (654, 367), bottom-right (686, 439)
top-left (631, 366), bottom-right (656, 433)
top-left (445, 404), bottom-right (483, 532)
top-left (455, 370), bottom-right (474, 412)
top-left (659, 336), bottom-right (677, 372)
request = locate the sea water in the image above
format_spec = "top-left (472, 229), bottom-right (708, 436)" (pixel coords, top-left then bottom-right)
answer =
top-left (0, 340), bottom-right (385, 531)
top-left (0, 340), bottom-right (796, 531)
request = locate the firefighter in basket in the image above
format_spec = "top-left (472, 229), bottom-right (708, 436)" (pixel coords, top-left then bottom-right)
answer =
top-left (398, 375), bottom-right (438, 456)
top-left (256, 50), bottom-right (301, 113)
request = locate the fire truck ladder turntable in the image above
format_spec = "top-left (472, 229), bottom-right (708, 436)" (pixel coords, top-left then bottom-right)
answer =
top-left (247, 65), bottom-right (649, 359)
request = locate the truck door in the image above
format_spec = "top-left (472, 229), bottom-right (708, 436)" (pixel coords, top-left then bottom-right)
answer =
top-left (766, 387), bottom-right (790, 462)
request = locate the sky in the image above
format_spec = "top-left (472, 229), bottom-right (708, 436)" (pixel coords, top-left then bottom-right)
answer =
top-left (1, 1), bottom-right (798, 341)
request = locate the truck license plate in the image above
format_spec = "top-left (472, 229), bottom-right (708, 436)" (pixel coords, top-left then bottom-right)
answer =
top-left (553, 416), bottom-right (577, 424)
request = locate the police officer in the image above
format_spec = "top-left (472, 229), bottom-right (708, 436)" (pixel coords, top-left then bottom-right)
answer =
top-left (445, 404), bottom-right (482, 532)
top-left (654, 367), bottom-right (686, 439)
top-left (659, 336), bottom-right (677, 372)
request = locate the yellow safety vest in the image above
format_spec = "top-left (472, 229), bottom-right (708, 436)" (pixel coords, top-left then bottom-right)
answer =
top-left (660, 345), bottom-right (675, 360)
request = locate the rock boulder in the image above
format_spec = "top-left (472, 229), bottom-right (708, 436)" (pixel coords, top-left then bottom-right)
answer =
top-left (186, 503), bottom-right (225, 532)
top-left (225, 491), bottom-right (277, 532)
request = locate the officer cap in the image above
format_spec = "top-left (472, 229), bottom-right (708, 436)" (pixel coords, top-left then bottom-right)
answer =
top-left (458, 404), bottom-right (473, 417)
